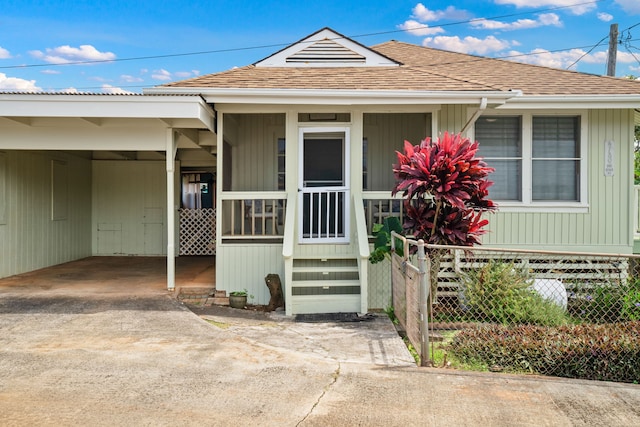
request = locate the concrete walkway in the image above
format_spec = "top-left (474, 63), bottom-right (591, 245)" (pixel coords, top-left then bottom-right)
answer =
top-left (0, 258), bottom-right (639, 426)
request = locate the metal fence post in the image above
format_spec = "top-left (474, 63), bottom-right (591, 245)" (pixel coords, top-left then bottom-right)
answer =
top-left (417, 239), bottom-right (430, 367)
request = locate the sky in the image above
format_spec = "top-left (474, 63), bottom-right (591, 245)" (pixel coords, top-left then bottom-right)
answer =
top-left (1, 0), bottom-right (640, 94)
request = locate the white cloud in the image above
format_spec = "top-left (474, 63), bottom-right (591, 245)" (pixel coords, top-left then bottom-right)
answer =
top-left (192, 70), bottom-right (200, 76)
top-left (411, 3), bottom-right (469, 22)
top-left (101, 84), bottom-right (134, 94)
top-left (0, 46), bottom-right (11, 59)
top-left (88, 76), bottom-right (111, 82)
top-left (59, 87), bottom-right (79, 94)
top-left (398, 20), bottom-right (445, 36)
top-left (0, 72), bottom-right (41, 91)
top-left (40, 69), bottom-right (61, 75)
top-left (423, 35), bottom-right (512, 55)
top-left (615, 0), bottom-right (640, 14)
top-left (151, 69), bottom-right (172, 81)
top-left (597, 12), bottom-right (614, 22)
top-left (471, 13), bottom-right (561, 31)
top-left (29, 45), bottom-right (116, 64)
top-left (504, 48), bottom-right (619, 70)
top-left (494, 0), bottom-right (596, 15)
top-left (120, 74), bottom-right (144, 83)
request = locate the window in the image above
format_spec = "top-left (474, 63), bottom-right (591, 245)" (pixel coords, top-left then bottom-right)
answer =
top-left (532, 117), bottom-right (580, 201)
top-left (475, 116), bottom-right (522, 201)
top-left (277, 137), bottom-right (285, 190)
top-left (362, 137), bottom-right (368, 190)
top-left (475, 114), bottom-right (583, 206)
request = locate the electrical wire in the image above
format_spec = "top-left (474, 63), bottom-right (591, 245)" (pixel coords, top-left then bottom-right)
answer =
top-left (0, 0), bottom-right (606, 70)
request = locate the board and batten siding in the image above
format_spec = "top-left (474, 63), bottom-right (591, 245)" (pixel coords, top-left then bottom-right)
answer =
top-left (0, 150), bottom-right (92, 279)
top-left (92, 160), bottom-right (173, 256)
top-left (363, 113), bottom-right (430, 191)
top-left (225, 113), bottom-right (285, 192)
top-left (481, 109), bottom-right (635, 253)
top-left (216, 244), bottom-right (285, 305)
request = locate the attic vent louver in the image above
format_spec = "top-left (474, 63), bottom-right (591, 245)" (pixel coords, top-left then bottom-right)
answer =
top-left (286, 39), bottom-right (366, 63)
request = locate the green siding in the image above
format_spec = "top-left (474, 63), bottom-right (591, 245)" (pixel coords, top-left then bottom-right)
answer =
top-left (92, 161), bottom-right (169, 256)
top-left (0, 151), bottom-right (92, 279)
top-left (216, 244), bottom-right (285, 305)
top-left (224, 113), bottom-right (286, 191)
top-left (481, 109), bottom-right (634, 253)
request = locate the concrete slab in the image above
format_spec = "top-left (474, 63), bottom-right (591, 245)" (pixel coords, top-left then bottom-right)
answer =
top-left (0, 258), bottom-right (639, 426)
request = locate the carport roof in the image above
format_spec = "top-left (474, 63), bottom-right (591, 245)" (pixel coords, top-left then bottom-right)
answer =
top-left (0, 93), bottom-right (215, 131)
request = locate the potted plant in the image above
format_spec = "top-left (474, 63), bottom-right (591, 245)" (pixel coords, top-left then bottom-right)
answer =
top-left (229, 290), bottom-right (248, 309)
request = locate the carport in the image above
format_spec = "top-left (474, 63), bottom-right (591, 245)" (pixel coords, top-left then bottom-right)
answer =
top-left (0, 93), bottom-right (216, 290)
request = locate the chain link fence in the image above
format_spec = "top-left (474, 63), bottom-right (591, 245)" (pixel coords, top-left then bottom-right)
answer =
top-left (389, 239), bottom-right (640, 383)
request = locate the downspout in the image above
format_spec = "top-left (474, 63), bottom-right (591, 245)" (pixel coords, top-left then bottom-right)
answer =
top-left (166, 129), bottom-right (178, 291)
top-left (460, 97), bottom-right (488, 134)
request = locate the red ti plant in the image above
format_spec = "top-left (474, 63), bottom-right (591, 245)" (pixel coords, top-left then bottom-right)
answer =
top-left (393, 131), bottom-right (496, 245)
top-left (392, 132), bottom-right (497, 306)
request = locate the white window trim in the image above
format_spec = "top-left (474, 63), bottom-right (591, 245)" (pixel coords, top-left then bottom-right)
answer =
top-left (468, 109), bottom-right (589, 213)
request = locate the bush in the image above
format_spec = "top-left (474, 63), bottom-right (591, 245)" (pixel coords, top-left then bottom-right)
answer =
top-left (568, 278), bottom-right (640, 323)
top-left (448, 322), bottom-right (640, 383)
top-left (460, 260), bottom-right (568, 326)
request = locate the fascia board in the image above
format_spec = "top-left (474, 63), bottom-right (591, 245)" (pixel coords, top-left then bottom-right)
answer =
top-left (145, 87), bottom-right (521, 105)
top-left (498, 95), bottom-right (640, 110)
top-left (0, 95), bottom-right (215, 129)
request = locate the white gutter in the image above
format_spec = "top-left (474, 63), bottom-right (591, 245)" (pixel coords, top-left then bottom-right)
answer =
top-left (498, 94), bottom-right (640, 110)
top-left (143, 87), bottom-right (522, 106)
top-left (460, 97), bottom-right (487, 134)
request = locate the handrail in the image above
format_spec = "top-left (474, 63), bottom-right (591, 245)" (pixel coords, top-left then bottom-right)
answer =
top-left (282, 192), bottom-right (297, 258)
top-left (353, 193), bottom-right (370, 259)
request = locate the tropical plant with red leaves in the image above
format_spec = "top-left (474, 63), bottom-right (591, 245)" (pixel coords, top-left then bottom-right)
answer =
top-left (373, 132), bottom-right (497, 313)
top-left (393, 131), bottom-right (496, 245)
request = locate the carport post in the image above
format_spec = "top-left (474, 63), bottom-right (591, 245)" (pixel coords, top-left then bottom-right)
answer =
top-left (166, 129), bottom-right (178, 291)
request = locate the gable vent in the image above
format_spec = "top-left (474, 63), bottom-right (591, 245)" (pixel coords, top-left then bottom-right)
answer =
top-left (286, 39), bottom-right (366, 64)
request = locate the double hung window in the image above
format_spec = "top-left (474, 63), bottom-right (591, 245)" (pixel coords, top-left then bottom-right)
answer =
top-left (475, 113), bottom-right (584, 207)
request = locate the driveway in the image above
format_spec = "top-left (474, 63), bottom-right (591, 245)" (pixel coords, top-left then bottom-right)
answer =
top-left (1, 258), bottom-right (639, 426)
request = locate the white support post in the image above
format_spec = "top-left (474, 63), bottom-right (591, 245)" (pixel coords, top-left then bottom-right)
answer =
top-left (166, 129), bottom-right (177, 291)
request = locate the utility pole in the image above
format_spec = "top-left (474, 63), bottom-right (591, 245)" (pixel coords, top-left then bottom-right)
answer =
top-left (607, 23), bottom-right (618, 77)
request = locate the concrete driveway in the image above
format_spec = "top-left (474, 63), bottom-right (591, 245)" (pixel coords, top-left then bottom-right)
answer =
top-left (1, 258), bottom-right (639, 426)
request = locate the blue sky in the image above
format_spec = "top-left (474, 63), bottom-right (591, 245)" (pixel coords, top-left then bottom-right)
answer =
top-left (1, 0), bottom-right (639, 93)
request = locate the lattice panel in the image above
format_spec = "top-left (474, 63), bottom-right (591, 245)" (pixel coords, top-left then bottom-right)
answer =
top-left (179, 208), bottom-right (216, 256)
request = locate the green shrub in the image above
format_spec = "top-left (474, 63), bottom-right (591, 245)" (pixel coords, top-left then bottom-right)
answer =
top-left (460, 260), bottom-right (568, 326)
top-left (568, 278), bottom-right (640, 323)
top-left (448, 322), bottom-right (640, 383)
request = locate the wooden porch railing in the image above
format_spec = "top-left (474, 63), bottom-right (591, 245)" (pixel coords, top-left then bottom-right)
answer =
top-left (220, 191), bottom-right (286, 239)
top-left (362, 191), bottom-right (405, 235)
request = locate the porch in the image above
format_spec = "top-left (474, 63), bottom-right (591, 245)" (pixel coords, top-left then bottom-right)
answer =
top-left (215, 111), bottom-right (426, 315)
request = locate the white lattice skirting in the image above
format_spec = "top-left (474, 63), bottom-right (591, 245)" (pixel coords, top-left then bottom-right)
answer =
top-left (179, 208), bottom-right (216, 255)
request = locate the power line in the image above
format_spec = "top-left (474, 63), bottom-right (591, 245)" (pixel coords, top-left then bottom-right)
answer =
top-left (0, 0), bottom-right (605, 70)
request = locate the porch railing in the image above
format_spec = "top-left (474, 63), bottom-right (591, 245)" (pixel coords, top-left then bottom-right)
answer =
top-left (363, 191), bottom-right (405, 235)
top-left (220, 191), bottom-right (286, 239)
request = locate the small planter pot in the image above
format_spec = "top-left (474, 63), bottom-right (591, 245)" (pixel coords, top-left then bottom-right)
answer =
top-left (229, 294), bottom-right (247, 309)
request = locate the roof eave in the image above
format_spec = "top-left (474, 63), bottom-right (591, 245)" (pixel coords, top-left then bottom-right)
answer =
top-left (0, 93), bottom-right (215, 131)
top-left (144, 87), bottom-right (521, 105)
top-left (498, 94), bottom-right (640, 110)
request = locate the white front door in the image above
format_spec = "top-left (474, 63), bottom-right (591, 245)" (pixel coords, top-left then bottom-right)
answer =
top-left (298, 127), bottom-right (350, 244)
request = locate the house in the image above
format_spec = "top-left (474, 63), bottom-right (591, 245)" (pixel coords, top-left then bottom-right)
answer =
top-left (1, 28), bottom-right (639, 315)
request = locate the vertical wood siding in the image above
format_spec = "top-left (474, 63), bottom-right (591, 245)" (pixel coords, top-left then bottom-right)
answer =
top-left (217, 244), bottom-right (285, 305)
top-left (225, 113), bottom-right (285, 191)
top-left (481, 109), bottom-right (634, 252)
top-left (439, 104), bottom-right (468, 134)
top-left (363, 113), bottom-right (429, 191)
top-left (92, 161), bottom-right (167, 255)
top-left (0, 151), bottom-right (92, 279)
